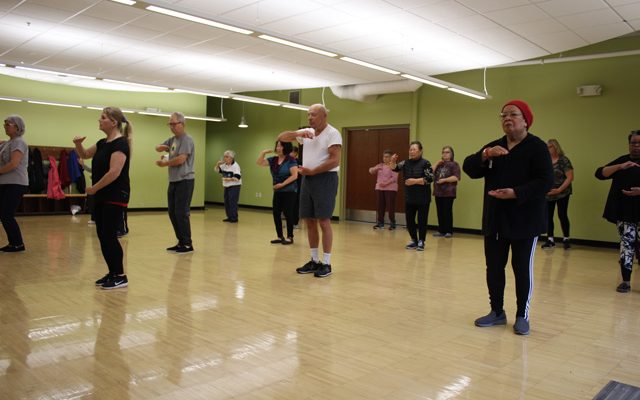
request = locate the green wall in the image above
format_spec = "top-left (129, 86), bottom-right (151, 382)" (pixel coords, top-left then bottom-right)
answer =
top-left (0, 75), bottom-right (207, 208)
top-left (207, 53), bottom-right (640, 243)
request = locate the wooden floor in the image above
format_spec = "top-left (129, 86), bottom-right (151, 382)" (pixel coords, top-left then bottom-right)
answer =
top-left (1, 207), bottom-right (639, 400)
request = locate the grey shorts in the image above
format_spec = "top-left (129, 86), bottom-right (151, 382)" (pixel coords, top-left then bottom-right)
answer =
top-left (300, 172), bottom-right (338, 219)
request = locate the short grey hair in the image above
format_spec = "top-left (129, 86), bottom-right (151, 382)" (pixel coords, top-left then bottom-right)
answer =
top-left (171, 112), bottom-right (185, 124)
top-left (5, 115), bottom-right (25, 136)
top-left (224, 150), bottom-right (236, 159)
top-left (309, 103), bottom-right (329, 115)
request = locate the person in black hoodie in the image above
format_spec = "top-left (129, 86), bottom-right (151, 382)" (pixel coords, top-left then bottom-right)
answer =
top-left (391, 141), bottom-right (434, 251)
top-left (463, 100), bottom-right (553, 336)
top-left (595, 130), bottom-right (640, 293)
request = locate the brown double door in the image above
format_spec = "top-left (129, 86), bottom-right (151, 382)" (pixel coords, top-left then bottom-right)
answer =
top-left (345, 126), bottom-right (410, 222)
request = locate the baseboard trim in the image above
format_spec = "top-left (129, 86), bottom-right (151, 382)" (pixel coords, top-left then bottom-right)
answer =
top-left (204, 201), bottom-right (340, 221)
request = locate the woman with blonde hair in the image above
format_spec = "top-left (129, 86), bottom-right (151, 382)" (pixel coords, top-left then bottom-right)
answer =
top-left (542, 139), bottom-right (573, 249)
top-left (74, 107), bottom-right (131, 289)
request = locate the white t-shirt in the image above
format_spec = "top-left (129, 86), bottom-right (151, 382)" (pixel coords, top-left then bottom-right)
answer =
top-left (217, 162), bottom-right (242, 187)
top-left (297, 124), bottom-right (342, 172)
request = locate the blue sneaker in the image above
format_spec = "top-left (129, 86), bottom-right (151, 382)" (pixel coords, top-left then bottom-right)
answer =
top-left (474, 311), bottom-right (507, 327)
top-left (405, 241), bottom-right (417, 250)
top-left (513, 317), bottom-right (530, 335)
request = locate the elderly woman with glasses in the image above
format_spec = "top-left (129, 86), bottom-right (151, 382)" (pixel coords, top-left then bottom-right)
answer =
top-left (0, 116), bottom-right (29, 252)
top-left (595, 130), bottom-right (640, 294)
top-left (215, 150), bottom-right (242, 223)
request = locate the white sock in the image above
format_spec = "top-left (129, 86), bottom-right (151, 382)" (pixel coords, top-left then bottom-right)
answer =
top-left (323, 252), bottom-right (331, 265)
top-left (548, 237), bottom-right (555, 242)
top-left (310, 248), bottom-right (319, 262)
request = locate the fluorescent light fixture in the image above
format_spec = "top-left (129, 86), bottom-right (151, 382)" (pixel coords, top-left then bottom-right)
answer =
top-left (28, 100), bottom-right (82, 108)
top-left (238, 116), bottom-right (248, 128)
top-left (231, 96), bottom-right (281, 107)
top-left (138, 111), bottom-right (171, 117)
top-left (447, 87), bottom-right (486, 100)
top-left (102, 78), bottom-right (168, 91)
top-left (0, 97), bottom-right (22, 102)
top-left (0, 64), bottom-right (5, 67)
top-left (282, 104), bottom-right (309, 111)
top-left (185, 115), bottom-right (224, 122)
top-left (15, 66), bottom-right (94, 80)
top-left (340, 57), bottom-right (400, 75)
top-left (173, 88), bottom-right (229, 99)
top-left (146, 6), bottom-right (253, 35)
top-left (85, 106), bottom-right (103, 110)
top-left (122, 110), bottom-right (136, 114)
top-left (401, 74), bottom-right (448, 89)
top-left (258, 35), bottom-right (337, 58)
top-left (110, 0), bottom-right (136, 5)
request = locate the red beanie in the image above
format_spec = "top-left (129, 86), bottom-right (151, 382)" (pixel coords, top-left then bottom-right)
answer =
top-left (503, 100), bottom-right (533, 128)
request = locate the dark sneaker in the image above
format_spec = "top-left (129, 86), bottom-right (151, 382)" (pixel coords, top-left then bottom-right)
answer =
top-left (541, 240), bottom-right (555, 249)
top-left (1, 244), bottom-right (25, 253)
top-left (474, 311), bottom-right (507, 327)
top-left (229, 219), bottom-right (238, 223)
top-left (373, 223), bottom-right (384, 230)
top-left (223, 218), bottom-right (231, 222)
top-left (281, 238), bottom-right (293, 245)
top-left (416, 240), bottom-right (425, 251)
top-left (101, 275), bottom-right (128, 290)
top-left (314, 263), bottom-right (332, 278)
top-left (95, 274), bottom-right (110, 286)
top-left (405, 241), bottom-right (418, 250)
top-left (433, 232), bottom-right (445, 237)
top-left (296, 260), bottom-right (322, 274)
top-left (175, 245), bottom-right (194, 254)
top-left (616, 282), bottom-right (631, 293)
top-left (270, 238), bottom-right (283, 244)
top-left (513, 317), bottom-right (530, 335)
top-left (116, 231), bottom-right (128, 238)
top-left (389, 223), bottom-right (396, 231)
top-left (563, 239), bottom-right (571, 249)
top-left (166, 244), bottom-right (181, 252)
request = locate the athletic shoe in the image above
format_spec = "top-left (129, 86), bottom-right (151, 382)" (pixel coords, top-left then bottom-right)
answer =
top-left (373, 223), bottom-right (384, 230)
top-left (474, 311), bottom-right (507, 327)
top-left (616, 282), bottom-right (631, 293)
top-left (95, 274), bottom-right (110, 286)
top-left (513, 317), bottom-right (530, 335)
top-left (541, 240), bottom-right (555, 249)
top-left (101, 275), bottom-right (128, 290)
top-left (281, 238), bottom-right (294, 245)
top-left (228, 219), bottom-right (238, 223)
top-left (405, 241), bottom-right (418, 250)
top-left (175, 245), bottom-right (194, 254)
top-left (416, 240), bottom-right (425, 251)
top-left (87, 220), bottom-right (96, 225)
top-left (116, 231), bottom-right (128, 238)
top-left (444, 233), bottom-right (453, 238)
top-left (388, 223), bottom-right (396, 231)
top-left (296, 260), bottom-right (322, 274)
top-left (1, 244), bottom-right (25, 253)
top-left (270, 238), bottom-right (283, 244)
top-left (433, 232), bottom-right (445, 237)
top-left (222, 218), bottom-right (231, 222)
top-left (166, 244), bottom-right (181, 252)
top-left (563, 239), bottom-right (571, 249)
top-left (314, 263), bottom-right (332, 278)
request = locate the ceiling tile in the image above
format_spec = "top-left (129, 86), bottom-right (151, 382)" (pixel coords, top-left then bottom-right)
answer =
top-left (574, 22), bottom-right (634, 42)
top-left (557, 9), bottom-right (623, 30)
top-left (535, 0), bottom-right (607, 17)
top-left (410, 0), bottom-right (477, 22)
top-left (219, 0), bottom-right (321, 26)
top-left (527, 30), bottom-right (587, 53)
top-left (614, 2), bottom-right (640, 20)
top-left (259, 8), bottom-right (353, 36)
top-left (507, 17), bottom-right (567, 37)
top-left (484, 4), bottom-right (550, 25)
top-left (456, 0), bottom-right (530, 13)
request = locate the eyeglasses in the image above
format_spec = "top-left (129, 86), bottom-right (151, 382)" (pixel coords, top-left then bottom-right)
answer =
top-left (3, 120), bottom-right (16, 126)
top-left (629, 141), bottom-right (640, 146)
top-left (499, 112), bottom-right (523, 119)
top-left (167, 122), bottom-right (182, 126)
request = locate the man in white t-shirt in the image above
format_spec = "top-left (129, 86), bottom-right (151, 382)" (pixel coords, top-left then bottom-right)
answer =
top-left (277, 104), bottom-right (342, 278)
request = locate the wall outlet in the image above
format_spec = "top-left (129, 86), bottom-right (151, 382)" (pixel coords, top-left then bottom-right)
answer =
top-left (255, 192), bottom-right (262, 198)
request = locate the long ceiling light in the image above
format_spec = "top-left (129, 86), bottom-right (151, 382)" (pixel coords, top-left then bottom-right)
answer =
top-left (146, 6), bottom-right (253, 35)
top-left (340, 57), bottom-right (400, 75)
top-left (282, 104), bottom-right (309, 111)
top-left (173, 88), bottom-right (229, 99)
top-left (109, 0), bottom-right (136, 5)
top-left (102, 78), bottom-right (168, 91)
top-left (447, 87), bottom-right (487, 100)
top-left (258, 35), bottom-right (337, 58)
top-left (28, 100), bottom-right (82, 108)
top-left (231, 96), bottom-right (282, 107)
top-left (401, 74), bottom-right (448, 89)
top-left (15, 66), bottom-right (94, 80)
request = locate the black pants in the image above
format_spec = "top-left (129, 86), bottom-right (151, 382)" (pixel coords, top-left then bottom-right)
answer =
top-left (224, 185), bottom-right (241, 221)
top-left (484, 235), bottom-right (537, 319)
top-left (376, 190), bottom-right (397, 224)
top-left (0, 184), bottom-right (27, 246)
top-left (168, 179), bottom-right (194, 246)
top-left (95, 202), bottom-right (125, 275)
top-left (273, 191), bottom-right (296, 239)
top-left (547, 196), bottom-right (570, 238)
top-left (435, 196), bottom-right (454, 234)
top-left (405, 202), bottom-right (429, 242)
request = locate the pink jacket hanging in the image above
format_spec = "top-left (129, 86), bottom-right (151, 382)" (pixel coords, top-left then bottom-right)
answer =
top-left (47, 156), bottom-right (66, 200)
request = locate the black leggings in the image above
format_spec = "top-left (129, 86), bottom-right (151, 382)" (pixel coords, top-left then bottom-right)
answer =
top-left (273, 191), bottom-right (296, 239)
top-left (405, 203), bottom-right (429, 242)
top-left (95, 202), bottom-right (125, 275)
top-left (435, 196), bottom-right (454, 234)
top-left (547, 196), bottom-right (570, 238)
top-left (0, 184), bottom-right (27, 246)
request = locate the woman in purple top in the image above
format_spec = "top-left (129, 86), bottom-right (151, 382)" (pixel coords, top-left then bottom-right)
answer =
top-left (368, 149), bottom-right (399, 230)
top-left (433, 146), bottom-right (461, 237)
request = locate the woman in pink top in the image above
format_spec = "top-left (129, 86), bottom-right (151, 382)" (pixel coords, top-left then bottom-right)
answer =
top-left (368, 149), bottom-right (399, 230)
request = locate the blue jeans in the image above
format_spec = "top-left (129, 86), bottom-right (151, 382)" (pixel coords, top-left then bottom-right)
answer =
top-left (224, 185), bottom-right (241, 221)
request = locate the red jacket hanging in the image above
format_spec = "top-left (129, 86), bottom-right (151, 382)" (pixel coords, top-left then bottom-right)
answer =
top-left (58, 149), bottom-right (71, 189)
top-left (47, 156), bottom-right (66, 200)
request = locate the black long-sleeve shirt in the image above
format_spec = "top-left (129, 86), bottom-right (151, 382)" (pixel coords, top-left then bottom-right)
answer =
top-left (595, 154), bottom-right (640, 223)
top-left (463, 133), bottom-right (553, 239)
top-left (394, 158), bottom-right (434, 205)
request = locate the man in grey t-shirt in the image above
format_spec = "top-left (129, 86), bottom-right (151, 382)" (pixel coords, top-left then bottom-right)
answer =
top-left (155, 112), bottom-right (195, 253)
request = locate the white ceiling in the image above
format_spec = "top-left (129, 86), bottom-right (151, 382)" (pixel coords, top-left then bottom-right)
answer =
top-left (0, 0), bottom-right (638, 94)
